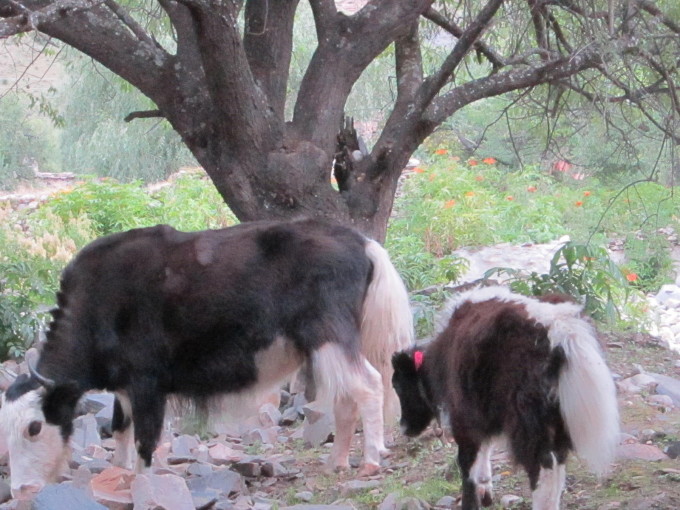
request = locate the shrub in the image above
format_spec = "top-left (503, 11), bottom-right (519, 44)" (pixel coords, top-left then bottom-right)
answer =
top-left (485, 242), bottom-right (630, 323)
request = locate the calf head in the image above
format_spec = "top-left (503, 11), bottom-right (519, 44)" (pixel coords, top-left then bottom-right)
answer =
top-left (391, 350), bottom-right (435, 437)
top-left (0, 375), bottom-right (71, 498)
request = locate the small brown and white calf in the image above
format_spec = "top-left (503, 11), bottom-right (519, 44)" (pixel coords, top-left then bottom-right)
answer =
top-left (392, 286), bottom-right (619, 510)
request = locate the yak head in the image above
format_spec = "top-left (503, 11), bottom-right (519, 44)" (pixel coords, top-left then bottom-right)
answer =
top-left (391, 350), bottom-right (435, 437)
top-left (0, 371), bottom-right (76, 499)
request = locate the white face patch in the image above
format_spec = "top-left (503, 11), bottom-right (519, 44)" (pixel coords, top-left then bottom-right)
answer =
top-left (0, 390), bottom-right (70, 498)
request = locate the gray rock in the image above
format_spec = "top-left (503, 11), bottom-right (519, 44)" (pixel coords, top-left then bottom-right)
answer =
top-left (433, 495), bottom-right (455, 508)
top-left (379, 493), bottom-right (400, 510)
top-left (646, 372), bottom-right (680, 406)
top-left (0, 481), bottom-right (10, 504)
top-left (302, 405), bottom-right (334, 447)
top-left (655, 285), bottom-right (680, 305)
top-left (187, 462), bottom-right (214, 477)
top-left (185, 469), bottom-right (243, 497)
top-left (280, 407), bottom-right (301, 426)
top-left (172, 434), bottom-right (200, 456)
top-left (191, 488), bottom-right (221, 509)
top-left (72, 414), bottom-right (101, 449)
top-left (242, 427), bottom-right (279, 446)
top-left (500, 494), bottom-right (523, 508)
top-left (232, 461), bottom-right (261, 477)
top-left (32, 485), bottom-right (107, 510)
top-left (339, 479), bottom-right (381, 497)
top-left (80, 393), bottom-right (115, 415)
top-left (665, 441), bottom-right (680, 459)
top-left (295, 491), bottom-right (314, 502)
top-left (130, 473), bottom-right (194, 510)
top-left (258, 403), bottom-right (282, 428)
top-left (81, 458), bottom-right (112, 474)
top-left (261, 461), bottom-right (290, 477)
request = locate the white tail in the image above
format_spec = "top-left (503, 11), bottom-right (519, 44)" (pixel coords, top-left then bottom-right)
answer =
top-left (360, 239), bottom-right (414, 422)
top-left (548, 315), bottom-right (619, 475)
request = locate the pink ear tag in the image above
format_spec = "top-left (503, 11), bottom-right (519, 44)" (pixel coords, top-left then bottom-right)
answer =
top-left (414, 350), bottom-right (424, 370)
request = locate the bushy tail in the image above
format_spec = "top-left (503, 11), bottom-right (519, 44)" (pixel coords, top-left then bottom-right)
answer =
top-left (360, 239), bottom-right (414, 423)
top-left (549, 314), bottom-right (619, 475)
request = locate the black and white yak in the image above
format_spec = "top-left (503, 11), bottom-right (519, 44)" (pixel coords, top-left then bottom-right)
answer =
top-left (0, 219), bottom-right (413, 498)
top-left (391, 286), bottom-right (619, 510)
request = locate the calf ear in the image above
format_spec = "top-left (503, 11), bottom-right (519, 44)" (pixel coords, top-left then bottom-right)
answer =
top-left (392, 351), bottom-right (417, 374)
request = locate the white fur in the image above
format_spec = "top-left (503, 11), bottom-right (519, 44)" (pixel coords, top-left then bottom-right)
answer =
top-left (313, 343), bottom-right (386, 470)
top-left (0, 390), bottom-right (70, 497)
top-left (361, 239), bottom-right (414, 423)
top-left (112, 391), bottom-right (136, 470)
top-left (532, 453), bottom-right (566, 510)
top-left (439, 285), bottom-right (619, 476)
top-left (470, 440), bottom-right (495, 502)
top-left (207, 335), bottom-right (305, 432)
top-left (546, 314), bottom-right (619, 475)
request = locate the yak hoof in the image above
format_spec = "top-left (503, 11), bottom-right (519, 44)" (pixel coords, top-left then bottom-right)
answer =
top-left (358, 463), bottom-right (381, 477)
top-left (480, 490), bottom-right (493, 507)
top-left (379, 447), bottom-right (392, 459)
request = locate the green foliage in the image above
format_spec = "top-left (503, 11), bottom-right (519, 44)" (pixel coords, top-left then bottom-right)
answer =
top-left (43, 178), bottom-right (155, 236)
top-left (384, 233), bottom-right (467, 291)
top-left (485, 242), bottom-right (630, 323)
top-left (411, 290), bottom-right (451, 340)
top-left (0, 173), bottom-right (237, 359)
top-left (0, 224), bottom-right (63, 359)
top-left (623, 234), bottom-right (674, 293)
top-left (59, 56), bottom-right (196, 182)
top-left (39, 172), bottom-right (237, 237)
top-left (0, 93), bottom-right (61, 189)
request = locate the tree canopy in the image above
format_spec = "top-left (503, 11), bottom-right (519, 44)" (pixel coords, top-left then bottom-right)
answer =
top-left (1, 0), bottom-right (678, 240)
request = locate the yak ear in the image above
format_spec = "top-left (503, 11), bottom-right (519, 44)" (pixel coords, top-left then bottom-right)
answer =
top-left (41, 381), bottom-right (81, 437)
top-left (392, 351), bottom-right (417, 373)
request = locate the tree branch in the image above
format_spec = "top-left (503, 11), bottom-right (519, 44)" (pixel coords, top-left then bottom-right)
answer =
top-left (244, 0), bottom-right (299, 122)
top-left (422, 6), bottom-right (504, 69)
top-left (426, 49), bottom-right (604, 127)
top-left (175, 0), bottom-right (278, 151)
top-left (308, 0), bottom-right (335, 40)
top-left (0, 0), bottom-right (101, 37)
top-left (1, 0), bottom-right (173, 103)
top-left (291, 0), bottom-right (433, 149)
top-left (124, 109), bottom-right (163, 122)
top-left (419, 0), bottom-right (504, 107)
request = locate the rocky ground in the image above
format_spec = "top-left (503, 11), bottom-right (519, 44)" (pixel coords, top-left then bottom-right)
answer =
top-left (2, 179), bottom-right (680, 508)
top-left (0, 325), bottom-right (679, 510)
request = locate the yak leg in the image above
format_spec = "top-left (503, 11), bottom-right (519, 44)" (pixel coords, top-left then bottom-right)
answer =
top-left (457, 438), bottom-right (483, 510)
top-left (111, 392), bottom-right (136, 470)
top-left (129, 381), bottom-right (166, 473)
top-left (470, 440), bottom-right (495, 506)
top-left (327, 396), bottom-right (359, 471)
top-left (531, 453), bottom-right (566, 510)
top-left (313, 344), bottom-right (385, 476)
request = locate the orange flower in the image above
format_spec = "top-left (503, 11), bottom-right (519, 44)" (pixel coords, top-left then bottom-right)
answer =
top-left (506, 196), bottom-right (514, 201)
top-left (626, 273), bottom-right (639, 282)
top-left (444, 199), bottom-right (456, 208)
top-left (451, 156), bottom-right (460, 162)
top-left (465, 191), bottom-right (475, 197)
top-left (475, 175), bottom-right (484, 182)
top-left (575, 201), bottom-right (583, 207)
top-left (468, 159), bottom-right (478, 166)
top-left (482, 157), bottom-right (497, 165)
top-left (527, 186), bottom-right (537, 192)
top-left (435, 149), bottom-right (448, 155)
top-left (583, 191), bottom-right (591, 197)
top-left (413, 167), bottom-right (425, 173)
top-left (429, 174), bottom-right (436, 181)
